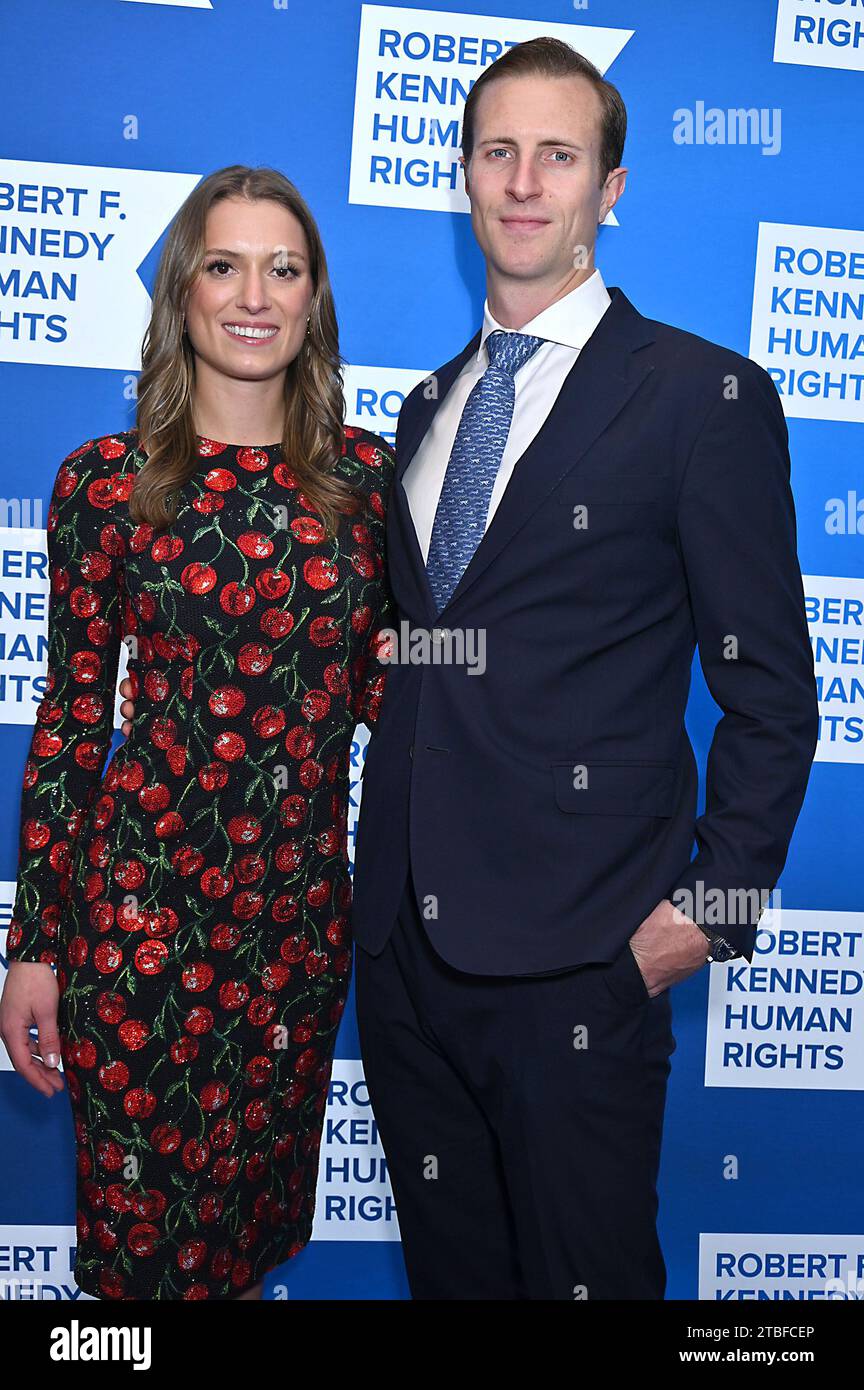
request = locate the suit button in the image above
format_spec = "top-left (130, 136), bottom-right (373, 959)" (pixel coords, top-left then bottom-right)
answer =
top-left (409, 744), bottom-right (414, 758)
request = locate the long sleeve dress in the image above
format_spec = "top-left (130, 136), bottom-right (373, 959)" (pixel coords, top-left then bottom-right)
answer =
top-left (5, 426), bottom-right (394, 1300)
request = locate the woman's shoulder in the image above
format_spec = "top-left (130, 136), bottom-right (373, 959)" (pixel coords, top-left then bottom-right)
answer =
top-left (56, 428), bottom-right (142, 476)
top-left (47, 429), bottom-right (141, 522)
top-left (340, 425), bottom-right (396, 493)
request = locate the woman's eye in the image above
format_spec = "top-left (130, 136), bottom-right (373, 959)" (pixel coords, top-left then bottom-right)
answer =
top-left (204, 260), bottom-right (299, 278)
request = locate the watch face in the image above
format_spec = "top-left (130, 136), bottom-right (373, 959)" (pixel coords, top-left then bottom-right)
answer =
top-left (711, 938), bottom-right (740, 962)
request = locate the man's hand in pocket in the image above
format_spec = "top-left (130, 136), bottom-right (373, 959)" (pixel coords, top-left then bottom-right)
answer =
top-left (629, 898), bottom-right (710, 996)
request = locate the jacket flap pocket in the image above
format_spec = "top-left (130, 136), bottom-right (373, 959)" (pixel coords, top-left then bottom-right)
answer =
top-left (552, 760), bottom-right (676, 816)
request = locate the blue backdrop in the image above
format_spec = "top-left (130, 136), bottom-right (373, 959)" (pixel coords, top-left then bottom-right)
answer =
top-left (0, 0), bottom-right (861, 1302)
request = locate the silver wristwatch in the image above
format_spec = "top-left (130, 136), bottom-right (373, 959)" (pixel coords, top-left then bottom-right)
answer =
top-left (695, 922), bottom-right (740, 963)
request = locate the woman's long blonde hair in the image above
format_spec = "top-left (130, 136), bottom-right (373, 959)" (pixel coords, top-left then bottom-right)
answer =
top-left (131, 165), bottom-right (359, 535)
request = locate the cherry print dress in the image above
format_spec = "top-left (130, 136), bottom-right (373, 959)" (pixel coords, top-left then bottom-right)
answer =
top-left (6, 426), bottom-right (394, 1300)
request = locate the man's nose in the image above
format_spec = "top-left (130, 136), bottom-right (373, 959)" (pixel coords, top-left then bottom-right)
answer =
top-left (505, 157), bottom-right (544, 199)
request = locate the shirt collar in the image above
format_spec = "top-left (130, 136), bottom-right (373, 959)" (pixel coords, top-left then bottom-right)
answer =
top-left (477, 267), bottom-right (611, 362)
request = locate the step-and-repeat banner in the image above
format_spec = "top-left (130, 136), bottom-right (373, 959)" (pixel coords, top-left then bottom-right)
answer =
top-left (0, 0), bottom-right (861, 1301)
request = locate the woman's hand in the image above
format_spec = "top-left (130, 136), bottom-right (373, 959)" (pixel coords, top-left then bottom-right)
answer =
top-left (0, 963), bottom-right (65, 1097)
top-left (119, 675), bottom-right (136, 737)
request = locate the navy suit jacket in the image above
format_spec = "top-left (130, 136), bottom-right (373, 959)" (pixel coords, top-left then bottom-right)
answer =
top-left (351, 285), bottom-right (819, 972)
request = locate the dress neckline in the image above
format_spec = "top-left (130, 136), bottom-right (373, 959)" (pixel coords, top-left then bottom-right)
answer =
top-left (195, 435), bottom-right (283, 452)
top-left (128, 428), bottom-right (283, 455)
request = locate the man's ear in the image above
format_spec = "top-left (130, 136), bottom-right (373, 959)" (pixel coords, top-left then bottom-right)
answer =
top-left (599, 166), bottom-right (628, 222)
top-left (460, 154), bottom-right (468, 197)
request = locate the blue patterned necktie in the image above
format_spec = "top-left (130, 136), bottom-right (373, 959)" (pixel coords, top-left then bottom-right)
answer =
top-left (425, 329), bottom-right (544, 614)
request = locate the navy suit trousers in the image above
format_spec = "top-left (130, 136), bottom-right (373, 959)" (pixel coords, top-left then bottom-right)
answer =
top-left (354, 874), bottom-right (678, 1300)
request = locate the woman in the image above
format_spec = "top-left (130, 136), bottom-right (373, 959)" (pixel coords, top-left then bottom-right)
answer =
top-left (0, 165), bottom-right (394, 1300)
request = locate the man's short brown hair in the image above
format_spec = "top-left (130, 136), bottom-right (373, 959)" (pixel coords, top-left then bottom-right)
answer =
top-left (461, 37), bottom-right (627, 187)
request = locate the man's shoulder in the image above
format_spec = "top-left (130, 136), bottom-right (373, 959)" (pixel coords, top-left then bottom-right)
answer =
top-left (628, 303), bottom-right (786, 447)
top-left (636, 304), bottom-right (774, 397)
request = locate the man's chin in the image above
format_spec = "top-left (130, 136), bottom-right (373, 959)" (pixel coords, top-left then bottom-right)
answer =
top-left (490, 251), bottom-right (557, 281)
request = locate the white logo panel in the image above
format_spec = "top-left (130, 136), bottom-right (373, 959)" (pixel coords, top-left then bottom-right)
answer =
top-left (0, 160), bottom-right (200, 370)
top-left (312, 1058), bottom-right (400, 1241)
top-left (805, 575), bottom-right (864, 763)
top-left (706, 908), bottom-right (864, 1090)
top-left (750, 222), bottom-right (864, 424)
top-left (700, 1232), bottom-right (864, 1300)
top-left (349, 5), bottom-right (632, 213)
top-left (775, 0), bottom-right (864, 73)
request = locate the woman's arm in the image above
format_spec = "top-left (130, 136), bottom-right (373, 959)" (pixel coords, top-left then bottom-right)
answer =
top-left (5, 439), bottom-right (127, 966)
top-left (354, 439), bottom-right (397, 740)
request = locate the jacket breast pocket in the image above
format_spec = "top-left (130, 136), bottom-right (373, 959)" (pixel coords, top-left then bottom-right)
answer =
top-left (555, 473), bottom-right (675, 535)
top-left (551, 759), bottom-right (676, 816)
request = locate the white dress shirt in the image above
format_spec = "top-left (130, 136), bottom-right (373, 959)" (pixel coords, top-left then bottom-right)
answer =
top-left (403, 267), bottom-right (612, 562)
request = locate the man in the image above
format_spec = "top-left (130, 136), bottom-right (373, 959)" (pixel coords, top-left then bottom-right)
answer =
top-left (348, 39), bottom-right (819, 1300)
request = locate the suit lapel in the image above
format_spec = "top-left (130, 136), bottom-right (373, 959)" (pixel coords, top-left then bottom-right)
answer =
top-left (395, 330), bottom-right (482, 486)
top-left (390, 286), bottom-right (656, 619)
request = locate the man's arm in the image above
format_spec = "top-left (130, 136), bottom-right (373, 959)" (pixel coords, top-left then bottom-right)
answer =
top-left (665, 359), bottom-right (819, 962)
